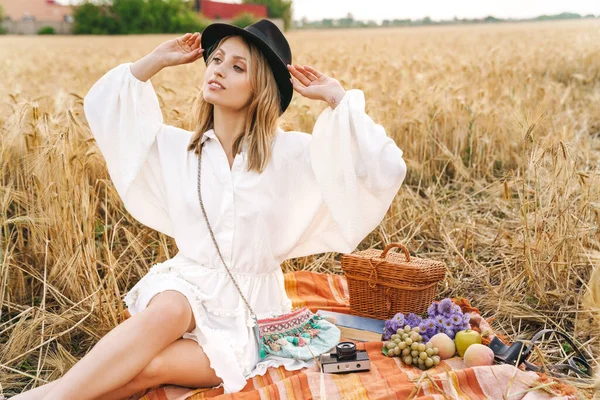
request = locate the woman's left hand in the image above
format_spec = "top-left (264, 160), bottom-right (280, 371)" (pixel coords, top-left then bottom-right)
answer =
top-left (287, 64), bottom-right (346, 110)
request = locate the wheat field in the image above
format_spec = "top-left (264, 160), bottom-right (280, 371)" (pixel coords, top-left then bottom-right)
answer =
top-left (1, 20), bottom-right (600, 397)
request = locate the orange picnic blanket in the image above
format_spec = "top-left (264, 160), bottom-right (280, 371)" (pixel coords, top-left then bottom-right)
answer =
top-left (129, 271), bottom-right (574, 400)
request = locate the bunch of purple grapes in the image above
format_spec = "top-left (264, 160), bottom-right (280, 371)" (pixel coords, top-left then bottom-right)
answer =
top-left (383, 298), bottom-right (471, 342)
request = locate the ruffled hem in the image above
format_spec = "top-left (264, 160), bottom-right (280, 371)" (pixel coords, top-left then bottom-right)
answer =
top-left (245, 355), bottom-right (316, 379)
top-left (123, 273), bottom-right (249, 393)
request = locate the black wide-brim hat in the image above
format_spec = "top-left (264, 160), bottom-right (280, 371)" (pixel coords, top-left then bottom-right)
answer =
top-left (201, 19), bottom-right (293, 115)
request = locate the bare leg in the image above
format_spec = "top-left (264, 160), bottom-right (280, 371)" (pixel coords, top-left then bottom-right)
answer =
top-left (9, 380), bottom-right (59, 400)
top-left (12, 337), bottom-right (220, 400)
top-left (91, 377), bottom-right (160, 400)
top-left (39, 291), bottom-right (195, 400)
top-left (10, 375), bottom-right (148, 400)
top-left (98, 338), bottom-right (223, 400)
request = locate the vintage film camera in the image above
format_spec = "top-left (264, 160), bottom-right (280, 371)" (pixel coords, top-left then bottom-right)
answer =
top-left (319, 341), bottom-right (370, 373)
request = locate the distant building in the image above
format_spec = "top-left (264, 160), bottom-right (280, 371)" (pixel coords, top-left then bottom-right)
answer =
top-left (1, 0), bottom-right (72, 22)
top-left (193, 0), bottom-right (267, 20)
top-left (0, 0), bottom-right (73, 34)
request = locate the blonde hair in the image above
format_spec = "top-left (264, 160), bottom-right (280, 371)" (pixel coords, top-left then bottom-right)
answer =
top-left (187, 35), bottom-right (281, 173)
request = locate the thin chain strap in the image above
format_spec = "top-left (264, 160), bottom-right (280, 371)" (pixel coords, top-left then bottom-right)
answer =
top-left (197, 141), bottom-right (257, 320)
top-left (197, 142), bottom-right (327, 379)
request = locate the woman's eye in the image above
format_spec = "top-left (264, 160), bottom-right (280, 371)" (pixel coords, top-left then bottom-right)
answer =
top-left (212, 56), bottom-right (243, 72)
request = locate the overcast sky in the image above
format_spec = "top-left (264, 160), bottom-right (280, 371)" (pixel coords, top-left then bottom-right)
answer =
top-left (56, 0), bottom-right (599, 22)
top-left (291, 0), bottom-right (599, 21)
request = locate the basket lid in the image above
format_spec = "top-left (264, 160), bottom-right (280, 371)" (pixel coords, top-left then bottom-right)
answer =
top-left (342, 243), bottom-right (446, 283)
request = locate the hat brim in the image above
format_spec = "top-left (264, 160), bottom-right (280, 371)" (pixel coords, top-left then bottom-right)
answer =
top-left (201, 23), bottom-right (293, 115)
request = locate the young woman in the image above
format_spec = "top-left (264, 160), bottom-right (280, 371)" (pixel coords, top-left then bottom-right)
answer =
top-left (17, 19), bottom-right (406, 399)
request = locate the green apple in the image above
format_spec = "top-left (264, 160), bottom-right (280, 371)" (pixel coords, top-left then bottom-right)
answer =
top-left (455, 329), bottom-right (482, 357)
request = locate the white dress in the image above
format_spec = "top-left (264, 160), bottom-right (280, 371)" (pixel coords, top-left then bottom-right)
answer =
top-left (83, 62), bottom-right (407, 394)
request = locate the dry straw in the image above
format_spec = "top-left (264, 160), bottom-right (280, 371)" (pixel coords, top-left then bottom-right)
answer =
top-left (1, 20), bottom-right (599, 397)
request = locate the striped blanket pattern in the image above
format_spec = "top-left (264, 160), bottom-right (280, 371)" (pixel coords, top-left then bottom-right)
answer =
top-left (129, 271), bottom-right (573, 400)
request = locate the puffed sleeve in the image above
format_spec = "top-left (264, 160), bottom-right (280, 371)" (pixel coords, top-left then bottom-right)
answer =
top-left (83, 62), bottom-right (174, 237)
top-left (282, 89), bottom-right (406, 259)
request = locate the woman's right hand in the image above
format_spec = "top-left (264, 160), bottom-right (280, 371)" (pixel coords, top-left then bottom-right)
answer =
top-left (153, 32), bottom-right (204, 68)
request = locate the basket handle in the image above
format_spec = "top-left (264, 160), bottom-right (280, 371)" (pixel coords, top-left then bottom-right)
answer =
top-left (381, 243), bottom-right (411, 261)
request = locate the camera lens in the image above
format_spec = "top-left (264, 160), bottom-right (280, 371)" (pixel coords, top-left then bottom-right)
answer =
top-left (336, 341), bottom-right (357, 360)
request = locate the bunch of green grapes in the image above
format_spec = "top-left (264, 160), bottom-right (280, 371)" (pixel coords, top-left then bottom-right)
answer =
top-left (383, 325), bottom-right (441, 370)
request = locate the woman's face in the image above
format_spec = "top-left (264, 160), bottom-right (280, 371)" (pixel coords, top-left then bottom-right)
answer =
top-left (203, 36), bottom-right (253, 112)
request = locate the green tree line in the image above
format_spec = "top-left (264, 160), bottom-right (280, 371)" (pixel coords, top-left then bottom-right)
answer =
top-left (295, 11), bottom-right (598, 30)
top-left (72, 0), bottom-right (291, 35)
top-left (73, 0), bottom-right (209, 34)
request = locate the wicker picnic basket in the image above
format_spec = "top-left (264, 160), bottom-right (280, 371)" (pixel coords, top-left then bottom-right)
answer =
top-left (341, 243), bottom-right (446, 319)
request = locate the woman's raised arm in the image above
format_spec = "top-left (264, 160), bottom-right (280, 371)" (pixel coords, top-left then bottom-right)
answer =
top-left (81, 32), bottom-right (202, 238)
top-left (131, 32), bottom-right (204, 82)
top-left (276, 65), bottom-right (406, 260)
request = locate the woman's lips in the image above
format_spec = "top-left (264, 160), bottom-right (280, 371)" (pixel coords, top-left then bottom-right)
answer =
top-left (208, 81), bottom-right (225, 90)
